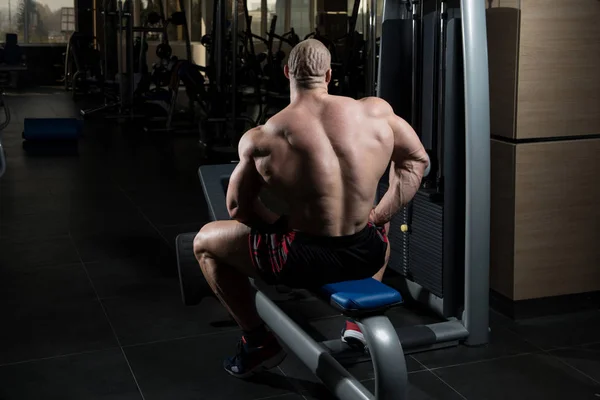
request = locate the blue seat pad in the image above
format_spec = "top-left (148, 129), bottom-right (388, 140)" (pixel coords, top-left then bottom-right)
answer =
top-left (320, 278), bottom-right (403, 311)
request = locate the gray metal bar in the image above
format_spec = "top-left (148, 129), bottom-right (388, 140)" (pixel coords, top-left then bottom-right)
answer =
top-left (460, 0), bottom-right (490, 346)
top-left (367, 0), bottom-right (377, 95)
top-left (412, 0), bottom-right (422, 129)
top-left (435, 0), bottom-right (447, 182)
top-left (323, 318), bottom-right (467, 357)
top-left (359, 316), bottom-right (408, 400)
top-left (321, 335), bottom-right (458, 361)
top-left (426, 319), bottom-right (469, 341)
top-left (255, 290), bottom-right (373, 400)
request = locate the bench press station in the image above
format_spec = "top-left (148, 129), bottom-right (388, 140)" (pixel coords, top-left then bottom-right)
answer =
top-left (176, 0), bottom-right (490, 398)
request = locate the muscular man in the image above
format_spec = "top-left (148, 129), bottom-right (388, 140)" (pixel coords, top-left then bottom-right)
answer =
top-left (194, 39), bottom-right (429, 378)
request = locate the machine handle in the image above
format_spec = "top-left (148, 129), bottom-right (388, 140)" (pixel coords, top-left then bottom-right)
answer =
top-left (424, 153), bottom-right (431, 178)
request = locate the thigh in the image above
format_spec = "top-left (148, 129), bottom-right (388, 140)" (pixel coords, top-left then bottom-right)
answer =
top-left (196, 220), bottom-right (257, 278)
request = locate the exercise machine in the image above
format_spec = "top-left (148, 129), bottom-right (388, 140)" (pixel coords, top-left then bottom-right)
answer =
top-left (176, 0), bottom-right (490, 397)
top-left (81, 0), bottom-right (191, 121)
top-left (0, 63), bottom-right (27, 178)
top-left (376, 0), bottom-right (490, 346)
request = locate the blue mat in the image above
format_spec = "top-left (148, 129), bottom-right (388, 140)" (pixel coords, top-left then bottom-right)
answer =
top-left (23, 118), bottom-right (83, 140)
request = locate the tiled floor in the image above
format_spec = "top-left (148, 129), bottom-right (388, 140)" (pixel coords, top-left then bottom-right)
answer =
top-left (1, 89), bottom-right (600, 399)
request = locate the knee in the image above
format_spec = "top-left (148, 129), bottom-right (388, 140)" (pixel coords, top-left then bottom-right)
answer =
top-left (193, 224), bottom-right (216, 261)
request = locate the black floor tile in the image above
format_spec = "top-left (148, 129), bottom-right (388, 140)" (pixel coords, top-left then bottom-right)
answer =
top-left (125, 183), bottom-right (205, 206)
top-left (124, 331), bottom-right (299, 400)
top-left (549, 345), bottom-right (600, 383)
top-left (0, 301), bottom-right (118, 365)
top-left (0, 348), bottom-right (142, 400)
top-left (85, 257), bottom-right (178, 300)
top-left (0, 191), bottom-right (70, 219)
top-left (299, 370), bottom-right (465, 400)
top-left (0, 212), bottom-right (70, 241)
top-left (0, 262), bottom-right (96, 307)
top-left (68, 210), bottom-right (153, 236)
top-left (0, 236), bottom-right (81, 269)
top-left (433, 353), bottom-right (600, 400)
top-left (279, 343), bottom-right (424, 397)
top-left (71, 230), bottom-right (170, 262)
top-left (503, 310), bottom-right (600, 350)
top-left (69, 188), bottom-right (136, 215)
top-left (101, 293), bottom-right (236, 346)
top-left (412, 325), bottom-right (538, 369)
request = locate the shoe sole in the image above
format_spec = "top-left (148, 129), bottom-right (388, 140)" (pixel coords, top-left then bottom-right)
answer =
top-left (225, 349), bottom-right (287, 379)
top-left (342, 330), bottom-right (367, 351)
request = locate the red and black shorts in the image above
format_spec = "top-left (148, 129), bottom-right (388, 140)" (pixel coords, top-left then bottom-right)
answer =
top-left (248, 217), bottom-right (389, 289)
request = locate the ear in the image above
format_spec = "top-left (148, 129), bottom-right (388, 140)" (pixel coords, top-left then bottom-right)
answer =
top-left (325, 69), bottom-right (332, 84)
top-left (284, 65), bottom-right (290, 80)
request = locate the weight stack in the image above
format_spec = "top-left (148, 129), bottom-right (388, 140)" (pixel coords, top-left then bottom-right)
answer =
top-left (378, 177), bottom-right (409, 280)
top-left (406, 190), bottom-right (444, 298)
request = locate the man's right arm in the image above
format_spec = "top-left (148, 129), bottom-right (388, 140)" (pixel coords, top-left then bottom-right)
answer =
top-left (371, 103), bottom-right (429, 226)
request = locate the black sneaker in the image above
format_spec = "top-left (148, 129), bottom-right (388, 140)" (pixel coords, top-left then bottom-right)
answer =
top-left (223, 333), bottom-right (287, 379)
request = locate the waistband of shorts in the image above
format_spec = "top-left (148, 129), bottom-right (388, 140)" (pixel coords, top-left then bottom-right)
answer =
top-left (291, 222), bottom-right (377, 247)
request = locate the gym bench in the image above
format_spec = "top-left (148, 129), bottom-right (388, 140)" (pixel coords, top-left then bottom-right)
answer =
top-left (177, 164), bottom-right (427, 399)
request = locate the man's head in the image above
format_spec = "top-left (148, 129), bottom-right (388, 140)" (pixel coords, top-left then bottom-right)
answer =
top-left (284, 39), bottom-right (332, 89)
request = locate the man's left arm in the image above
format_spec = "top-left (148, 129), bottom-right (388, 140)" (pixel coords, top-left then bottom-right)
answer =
top-left (226, 129), bottom-right (279, 227)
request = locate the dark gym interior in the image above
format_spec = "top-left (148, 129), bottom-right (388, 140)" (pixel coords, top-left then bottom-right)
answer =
top-left (0, 0), bottom-right (599, 399)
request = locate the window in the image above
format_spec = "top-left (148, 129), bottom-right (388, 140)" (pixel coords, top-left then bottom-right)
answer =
top-left (347, 0), bottom-right (383, 38)
top-left (0, 0), bottom-right (74, 43)
top-left (165, 0), bottom-right (183, 41)
top-left (60, 7), bottom-right (75, 32)
top-left (189, 0), bottom-right (201, 41)
top-left (140, 0), bottom-right (163, 42)
top-left (290, 0), bottom-right (311, 39)
top-left (247, 0), bottom-right (261, 36)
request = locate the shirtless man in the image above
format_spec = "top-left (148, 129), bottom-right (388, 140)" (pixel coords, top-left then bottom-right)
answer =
top-left (193, 39), bottom-right (429, 378)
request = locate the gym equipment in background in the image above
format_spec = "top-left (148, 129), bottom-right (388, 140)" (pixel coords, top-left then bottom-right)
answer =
top-left (64, 32), bottom-right (103, 98)
top-left (81, 0), bottom-right (192, 121)
top-left (22, 118), bottom-right (83, 141)
top-left (22, 118), bottom-right (83, 155)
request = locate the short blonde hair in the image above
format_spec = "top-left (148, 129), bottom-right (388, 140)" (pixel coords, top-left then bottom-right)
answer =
top-left (287, 39), bottom-right (331, 88)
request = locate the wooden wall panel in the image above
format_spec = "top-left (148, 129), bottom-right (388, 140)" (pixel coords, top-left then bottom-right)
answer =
top-left (486, 8), bottom-right (520, 139)
top-left (513, 139), bottom-right (600, 300)
top-left (490, 140), bottom-right (517, 299)
top-left (516, 0), bottom-right (600, 139)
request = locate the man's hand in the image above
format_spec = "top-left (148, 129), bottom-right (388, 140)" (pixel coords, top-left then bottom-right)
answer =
top-left (369, 207), bottom-right (381, 226)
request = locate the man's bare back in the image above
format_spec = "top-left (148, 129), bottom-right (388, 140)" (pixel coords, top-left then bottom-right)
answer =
top-left (227, 92), bottom-right (428, 237)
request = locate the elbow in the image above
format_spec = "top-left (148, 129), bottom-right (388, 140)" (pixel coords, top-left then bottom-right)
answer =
top-left (227, 198), bottom-right (240, 219)
top-left (227, 202), bottom-right (242, 220)
top-left (227, 202), bottom-right (249, 222)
